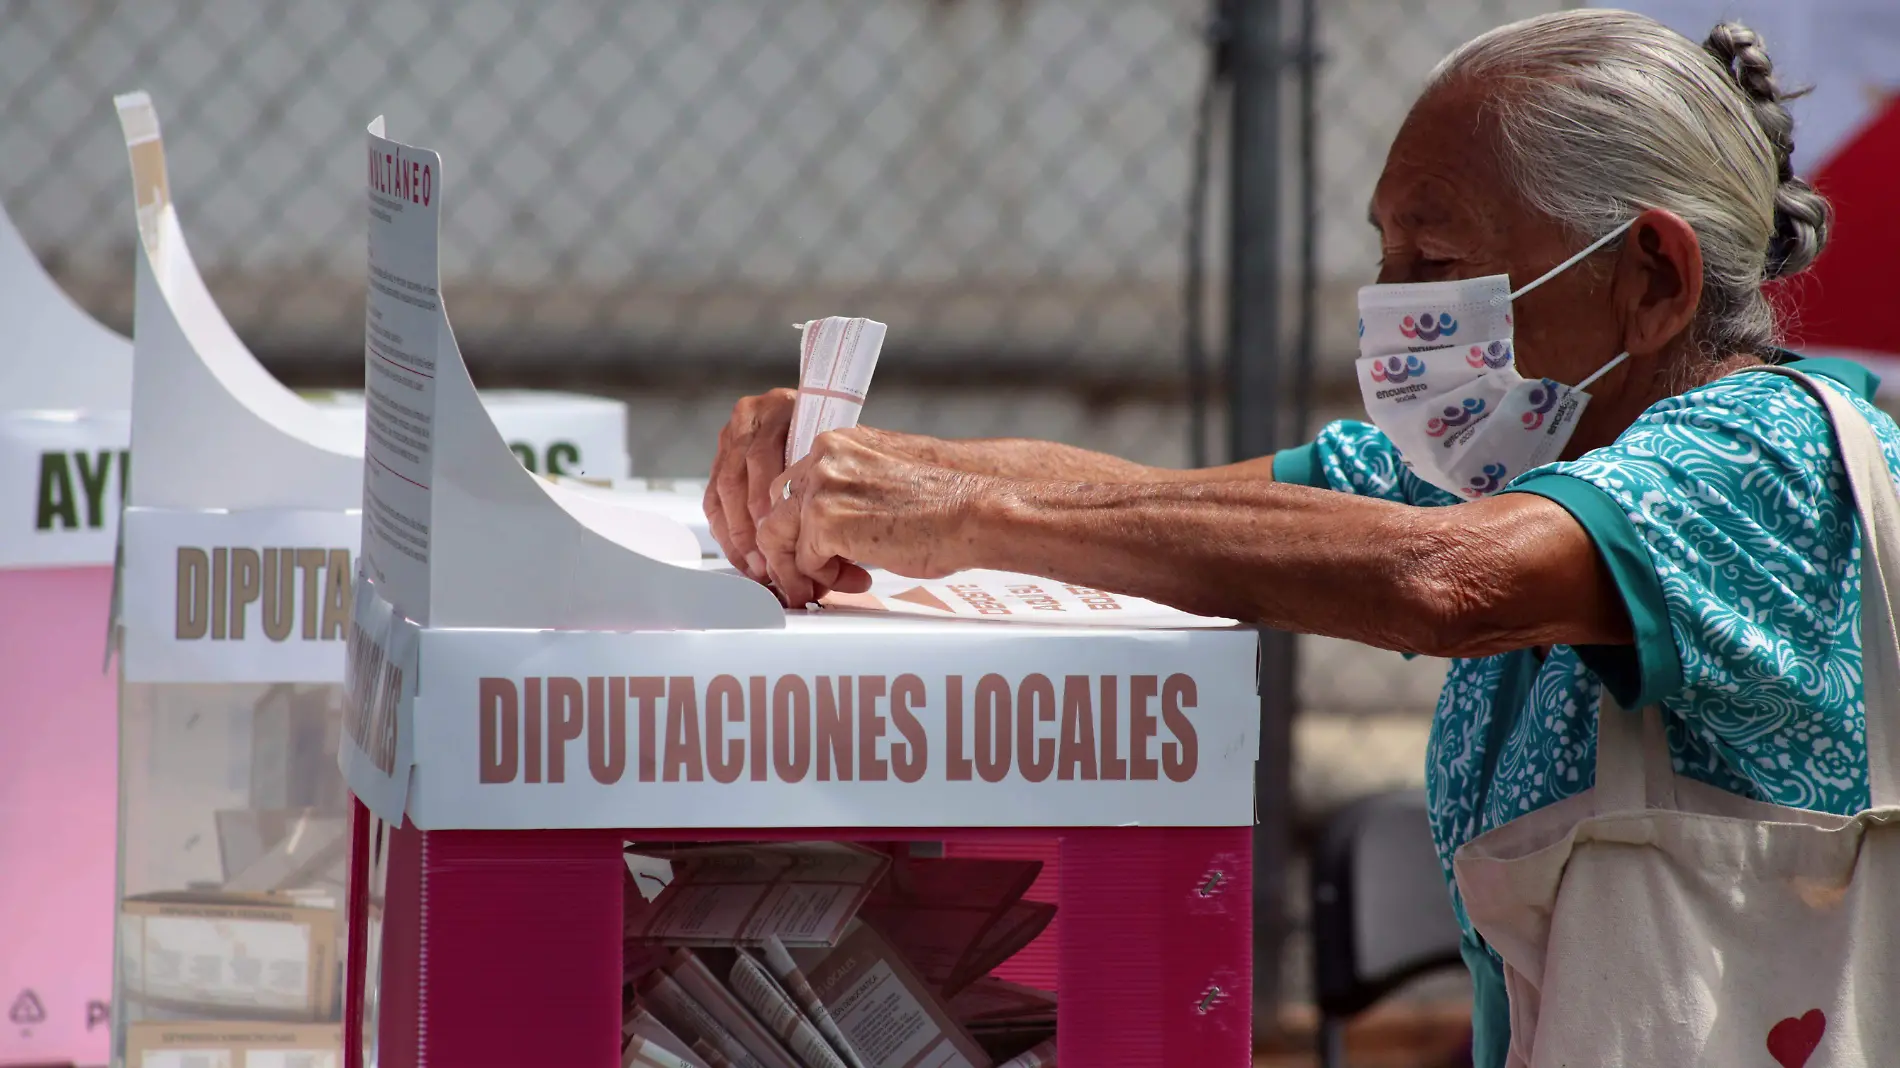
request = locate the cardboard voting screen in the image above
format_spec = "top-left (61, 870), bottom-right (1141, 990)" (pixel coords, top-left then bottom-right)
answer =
top-left (313, 387), bottom-right (633, 480)
top-left (355, 117), bottom-right (773, 632)
top-left (340, 120), bottom-right (1258, 834)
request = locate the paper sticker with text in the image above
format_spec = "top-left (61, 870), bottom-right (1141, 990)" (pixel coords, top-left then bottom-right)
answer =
top-left (824, 569), bottom-right (1233, 628)
top-left (1, 413), bottom-right (131, 569)
top-left (340, 572), bottom-right (417, 823)
top-left (361, 120), bottom-right (442, 621)
top-left (117, 507), bottom-right (364, 683)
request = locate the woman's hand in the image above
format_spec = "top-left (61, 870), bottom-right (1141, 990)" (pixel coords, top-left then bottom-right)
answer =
top-left (704, 388), bottom-right (797, 579)
top-left (755, 428), bottom-right (992, 607)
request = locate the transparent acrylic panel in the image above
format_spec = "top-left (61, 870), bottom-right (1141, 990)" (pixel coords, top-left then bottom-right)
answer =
top-left (114, 681), bottom-right (349, 1068)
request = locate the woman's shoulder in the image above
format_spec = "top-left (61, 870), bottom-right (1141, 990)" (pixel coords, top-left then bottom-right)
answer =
top-left (1623, 356), bottom-right (1900, 479)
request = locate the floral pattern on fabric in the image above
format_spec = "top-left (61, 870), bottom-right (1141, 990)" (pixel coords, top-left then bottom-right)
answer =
top-left (1307, 419), bottom-right (1464, 508)
top-left (1304, 366), bottom-right (1900, 937)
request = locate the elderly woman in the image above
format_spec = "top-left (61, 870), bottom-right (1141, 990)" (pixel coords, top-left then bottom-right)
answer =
top-left (705, 10), bottom-right (1900, 1064)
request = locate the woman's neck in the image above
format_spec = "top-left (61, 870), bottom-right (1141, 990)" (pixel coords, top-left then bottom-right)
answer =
top-left (1564, 348), bottom-right (1767, 458)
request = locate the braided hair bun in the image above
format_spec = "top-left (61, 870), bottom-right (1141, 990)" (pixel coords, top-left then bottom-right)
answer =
top-left (1702, 22), bottom-right (1832, 278)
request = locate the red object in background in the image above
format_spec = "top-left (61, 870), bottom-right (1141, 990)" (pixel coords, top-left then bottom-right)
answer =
top-left (1783, 96), bottom-right (1900, 360)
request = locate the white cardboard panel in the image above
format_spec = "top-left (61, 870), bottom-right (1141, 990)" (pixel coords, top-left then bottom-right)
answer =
top-left (0, 201), bottom-right (132, 412)
top-left (116, 92), bottom-right (363, 514)
top-left (314, 388), bottom-right (632, 480)
top-left (551, 477), bottom-right (716, 557)
top-left (359, 119), bottom-right (776, 631)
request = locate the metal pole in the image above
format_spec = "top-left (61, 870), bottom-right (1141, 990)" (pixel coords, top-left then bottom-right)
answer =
top-left (1226, 0), bottom-right (1296, 1036)
top-left (1227, 0), bottom-right (1283, 465)
top-left (1292, 0), bottom-right (1320, 443)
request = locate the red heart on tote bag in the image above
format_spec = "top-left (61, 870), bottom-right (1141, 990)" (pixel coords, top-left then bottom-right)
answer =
top-left (1766, 1009), bottom-right (1826, 1068)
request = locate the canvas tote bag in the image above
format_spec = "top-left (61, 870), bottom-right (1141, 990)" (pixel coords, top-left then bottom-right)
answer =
top-left (1453, 367), bottom-right (1900, 1068)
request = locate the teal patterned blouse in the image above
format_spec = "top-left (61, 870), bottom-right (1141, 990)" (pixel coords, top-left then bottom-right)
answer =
top-left (1274, 357), bottom-right (1900, 1065)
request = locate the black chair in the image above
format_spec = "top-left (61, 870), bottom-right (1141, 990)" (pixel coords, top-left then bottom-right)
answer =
top-left (1309, 789), bottom-right (1468, 1068)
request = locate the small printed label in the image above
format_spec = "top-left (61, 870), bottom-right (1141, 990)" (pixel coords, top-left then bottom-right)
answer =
top-left (118, 508), bottom-right (366, 683)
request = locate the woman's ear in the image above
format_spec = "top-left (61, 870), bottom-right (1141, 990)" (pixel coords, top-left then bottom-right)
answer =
top-left (1617, 208), bottom-right (1704, 355)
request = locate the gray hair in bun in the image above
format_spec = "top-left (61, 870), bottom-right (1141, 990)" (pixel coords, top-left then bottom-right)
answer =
top-left (1427, 9), bottom-right (1833, 358)
top-left (1702, 21), bottom-right (1832, 280)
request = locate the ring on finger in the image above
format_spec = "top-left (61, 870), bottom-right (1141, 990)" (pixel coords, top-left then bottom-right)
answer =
top-left (781, 478), bottom-right (794, 501)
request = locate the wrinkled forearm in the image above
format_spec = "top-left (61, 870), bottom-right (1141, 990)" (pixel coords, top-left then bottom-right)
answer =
top-left (951, 477), bottom-right (1627, 657)
top-left (883, 432), bottom-right (1277, 484)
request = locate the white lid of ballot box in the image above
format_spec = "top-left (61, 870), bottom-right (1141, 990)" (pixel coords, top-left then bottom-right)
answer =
top-left (340, 121), bottom-right (1260, 832)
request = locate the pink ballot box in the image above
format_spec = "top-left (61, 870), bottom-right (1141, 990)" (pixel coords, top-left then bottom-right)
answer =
top-left (0, 147), bottom-right (134, 1064)
top-left (337, 119), bottom-right (1262, 1068)
top-left (0, 568), bottom-right (121, 1066)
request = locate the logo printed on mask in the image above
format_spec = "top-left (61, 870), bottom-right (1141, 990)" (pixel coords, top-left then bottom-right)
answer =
top-left (1400, 312), bottom-right (1458, 342)
top-left (1463, 462), bottom-right (1509, 498)
top-left (1356, 216), bottom-right (1637, 498)
top-left (1467, 341), bottom-right (1511, 369)
top-left (1368, 354), bottom-right (1427, 384)
top-left (1424, 398), bottom-right (1486, 438)
top-left (1521, 381), bottom-right (1561, 429)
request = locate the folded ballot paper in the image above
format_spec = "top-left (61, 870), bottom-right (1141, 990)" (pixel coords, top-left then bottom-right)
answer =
top-left (787, 318), bottom-right (886, 466)
top-left (622, 843), bottom-right (1062, 1068)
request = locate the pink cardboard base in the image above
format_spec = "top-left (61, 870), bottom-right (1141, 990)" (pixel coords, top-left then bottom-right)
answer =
top-left (0, 567), bottom-right (117, 1068)
top-left (351, 822), bottom-right (1251, 1068)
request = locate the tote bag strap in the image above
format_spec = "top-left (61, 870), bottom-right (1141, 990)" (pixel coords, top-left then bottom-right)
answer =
top-left (1594, 367), bottom-right (1900, 812)
top-left (1593, 692), bottom-right (1677, 815)
top-left (1754, 367), bottom-right (1900, 807)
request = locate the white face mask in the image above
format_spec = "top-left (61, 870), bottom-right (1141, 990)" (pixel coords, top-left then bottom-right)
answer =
top-left (1355, 219), bottom-right (1635, 499)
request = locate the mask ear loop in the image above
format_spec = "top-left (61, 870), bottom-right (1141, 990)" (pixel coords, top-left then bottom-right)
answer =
top-left (1502, 217), bottom-right (1639, 304)
top-left (1572, 350), bottom-right (1631, 393)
